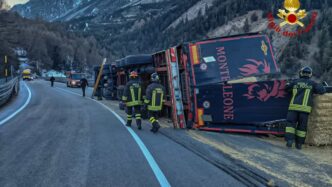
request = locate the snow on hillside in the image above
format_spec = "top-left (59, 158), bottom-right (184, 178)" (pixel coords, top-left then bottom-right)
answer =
top-left (58, 3), bottom-right (95, 21)
top-left (139, 0), bottom-right (167, 4)
top-left (208, 11), bottom-right (264, 37)
top-left (0, 0), bottom-right (10, 10)
top-left (167, 0), bottom-right (216, 30)
top-left (208, 10), bottom-right (291, 61)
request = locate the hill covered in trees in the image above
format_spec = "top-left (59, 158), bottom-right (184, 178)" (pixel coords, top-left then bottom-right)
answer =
top-left (66, 0), bottom-right (331, 83)
top-left (0, 11), bottom-right (104, 75)
top-left (8, 0), bottom-right (332, 83)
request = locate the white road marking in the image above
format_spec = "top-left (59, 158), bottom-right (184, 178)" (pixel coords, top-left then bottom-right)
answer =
top-left (0, 82), bottom-right (32, 126)
top-left (55, 86), bottom-right (171, 187)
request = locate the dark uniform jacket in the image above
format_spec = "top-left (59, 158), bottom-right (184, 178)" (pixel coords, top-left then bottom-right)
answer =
top-left (80, 78), bottom-right (88, 87)
top-left (122, 79), bottom-right (142, 106)
top-left (286, 78), bottom-right (325, 113)
top-left (144, 82), bottom-right (166, 111)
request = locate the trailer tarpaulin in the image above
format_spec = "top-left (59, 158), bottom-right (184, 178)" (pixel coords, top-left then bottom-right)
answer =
top-left (117, 55), bottom-right (153, 68)
top-left (197, 80), bottom-right (291, 124)
top-left (189, 35), bottom-right (279, 86)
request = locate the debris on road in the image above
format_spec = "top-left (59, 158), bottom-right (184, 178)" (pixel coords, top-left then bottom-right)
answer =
top-left (98, 98), bottom-right (332, 187)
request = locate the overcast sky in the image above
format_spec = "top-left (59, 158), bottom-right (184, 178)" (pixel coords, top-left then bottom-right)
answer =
top-left (6, 0), bottom-right (29, 7)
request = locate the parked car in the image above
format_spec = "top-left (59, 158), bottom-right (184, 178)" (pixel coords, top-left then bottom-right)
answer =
top-left (67, 73), bottom-right (85, 87)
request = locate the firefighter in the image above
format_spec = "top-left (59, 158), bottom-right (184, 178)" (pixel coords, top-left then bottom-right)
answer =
top-left (50, 76), bottom-right (55, 87)
top-left (144, 73), bottom-right (166, 133)
top-left (122, 71), bottom-right (143, 129)
top-left (285, 66), bottom-right (326, 149)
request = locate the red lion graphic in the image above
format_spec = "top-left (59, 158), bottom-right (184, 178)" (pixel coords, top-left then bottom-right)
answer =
top-left (239, 59), bottom-right (271, 76)
top-left (243, 80), bottom-right (287, 102)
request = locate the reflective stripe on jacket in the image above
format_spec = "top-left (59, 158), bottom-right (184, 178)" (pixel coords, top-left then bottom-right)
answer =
top-left (286, 78), bottom-right (326, 113)
top-left (145, 82), bottom-right (166, 111)
top-left (123, 79), bottom-right (142, 106)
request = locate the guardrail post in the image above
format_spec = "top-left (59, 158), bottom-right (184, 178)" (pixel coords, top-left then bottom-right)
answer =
top-left (4, 55), bottom-right (8, 82)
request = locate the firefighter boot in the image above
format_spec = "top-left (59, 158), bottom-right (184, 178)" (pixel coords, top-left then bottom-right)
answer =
top-left (286, 140), bottom-right (293, 148)
top-left (150, 126), bottom-right (156, 133)
top-left (126, 115), bottom-right (132, 127)
top-left (135, 114), bottom-right (142, 130)
top-left (137, 119), bottom-right (142, 130)
top-left (151, 121), bottom-right (160, 133)
top-left (295, 143), bottom-right (302, 150)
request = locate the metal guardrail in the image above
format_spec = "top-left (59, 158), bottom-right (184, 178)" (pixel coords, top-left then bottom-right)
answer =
top-left (0, 77), bottom-right (19, 107)
top-left (0, 77), bottom-right (13, 84)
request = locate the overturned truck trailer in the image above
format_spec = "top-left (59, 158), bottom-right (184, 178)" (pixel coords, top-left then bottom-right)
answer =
top-left (93, 55), bottom-right (154, 101)
top-left (115, 55), bottom-right (154, 97)
top-left (158, 33), bottom-right (292, 134)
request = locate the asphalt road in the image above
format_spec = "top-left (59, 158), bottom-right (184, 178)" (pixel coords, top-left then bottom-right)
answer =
top-left (0, 81), bottom-right (30, 125)
top-left (0, 80), bottom-right (243, 187)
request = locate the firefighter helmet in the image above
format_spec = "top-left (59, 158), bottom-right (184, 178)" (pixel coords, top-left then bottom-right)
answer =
top-left (129, 71), bottom-right (138, 78)
top-left (299, 66), bottom-right (313, 78)
top-left (151, 72), bottom-right (160, 82)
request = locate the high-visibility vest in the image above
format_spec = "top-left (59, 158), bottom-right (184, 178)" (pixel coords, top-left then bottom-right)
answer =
top-left (144, 83), bottom-right (165, 111)
top-left (287, 78), bottom-right (325, 113)
top-left (122, 80), bottom-right (142, 106)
